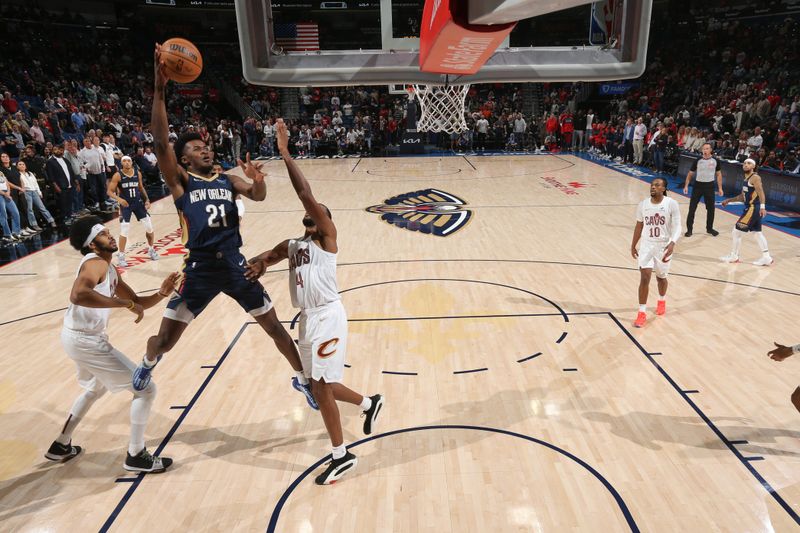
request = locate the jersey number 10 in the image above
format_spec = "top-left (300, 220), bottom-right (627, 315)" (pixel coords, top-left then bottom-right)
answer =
top-left (206, 204), bottom-right (228, 228)
top-left (649, 227), bottom-right (661, 238)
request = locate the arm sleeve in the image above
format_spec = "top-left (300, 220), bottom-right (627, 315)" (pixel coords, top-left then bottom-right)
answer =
top-left (669, 199), bottom-right (682, 243)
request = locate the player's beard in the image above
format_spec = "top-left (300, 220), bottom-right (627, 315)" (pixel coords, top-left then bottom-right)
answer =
top-left (96, 242), bottom-right (118, 253)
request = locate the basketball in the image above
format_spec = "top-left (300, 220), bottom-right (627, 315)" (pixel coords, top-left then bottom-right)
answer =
top-left (160, 38), bottom-right (203, 83)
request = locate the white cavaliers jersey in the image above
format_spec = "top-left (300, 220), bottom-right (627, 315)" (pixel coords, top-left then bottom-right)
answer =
top-left (636, 196), bottom-right (681, 243)
top-left (63, 253), bottom-right (118, 334)
top-left (288, 236), bottom-right (340, 310)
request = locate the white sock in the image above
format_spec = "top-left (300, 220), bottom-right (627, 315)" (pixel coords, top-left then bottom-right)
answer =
top-left (638, 304), bottom-right (646, 312)
top-left (658, 295), bottom-right (666, 303)
top-left (129, 383), bottom-right (156, 456)
top-left (332, 444), bottom-right (347, 460)
top-left (57, 387), bottom-right (106, 444)
top-left (359, 396), bottom-right (372, 411)
top-left (731, 228), bottom-right (744, 256)
top-left (295, 371), bottom-right (309, 386)
top-left (142, 356), bottom-right (157, 368)
top-left (755, 232), bottom-right (770, 257)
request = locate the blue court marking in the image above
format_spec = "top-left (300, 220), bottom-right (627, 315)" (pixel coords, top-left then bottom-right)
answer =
top-left (114, 478), bottom-right (137, 483)
top-left (563, 368), bottom-right (578, 372)
top-left (382, 370), bottom-right (418, 376)
top-left (517, 352), bottom-right (542, 363)
top-left (608, 312), bottom-right (799, 526)
top-left (351, 158), bottom-right (362, 172)
top-left (462, 155), bottom-right (477, 170)
top-left (556, 331), bottom-right (568, 344)
top-left (99, 322), bottom-right (251, 533)
top-left (682, 390), bottom-right (700, 394)
top-left (453, 367), bottom-right (488, 375)
top-left (745, 457), bottom-right (765, 462)
top-left (169, 405), bottom-right (188, 410)
top-left (730, 440), bottom-right (749, 445)
top-left (266, 425), bottom-right (640, 533)
top-left (648, 352), bottom-right (663, 356)
top-left (200, 365), bottom-right (215, 369)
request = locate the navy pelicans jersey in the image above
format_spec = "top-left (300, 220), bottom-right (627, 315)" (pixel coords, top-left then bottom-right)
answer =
top-left (118, 167), bottom-right (143, 205)
top-left (736, 173), bottom-right (763, 232)
top-left (176, 172), bottom-right (241, 251)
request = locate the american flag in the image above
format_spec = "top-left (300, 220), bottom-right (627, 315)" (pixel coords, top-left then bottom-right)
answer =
top-left (274, 22), bottom-right (320, 51)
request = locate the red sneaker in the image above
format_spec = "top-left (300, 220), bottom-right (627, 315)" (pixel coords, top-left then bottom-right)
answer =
top-left (656, 301), bottom-right (666, 316)
top-left (633, 311), bottom-right (647, 328)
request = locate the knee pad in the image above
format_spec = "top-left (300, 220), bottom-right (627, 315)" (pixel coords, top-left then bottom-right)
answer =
top-left (120, 221), bottom-right (130, 237)
top-left (142, 216), bottom-right (154, 233)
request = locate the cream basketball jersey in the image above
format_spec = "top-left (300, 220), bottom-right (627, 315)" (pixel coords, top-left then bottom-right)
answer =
top-left (288, 236), bottom-right (340, 309)
top-left (63, 253), bottom-right (119, 333)
top-left (636, 196), bottom-right (681, 244)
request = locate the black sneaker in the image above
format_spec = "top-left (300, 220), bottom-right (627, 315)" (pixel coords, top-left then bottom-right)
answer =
top-left (124, 448), bottom-right (173, 473)
top-left (314, 451), bottom-right (358, 485)
top-left (361, 394), bottom-right (384, 435)
top-left (684, 230), bottom-right (692, 237)
top-left (45, 440), bottom-right (82, 462)
top-left (707, 228), bottom-right (719, 236)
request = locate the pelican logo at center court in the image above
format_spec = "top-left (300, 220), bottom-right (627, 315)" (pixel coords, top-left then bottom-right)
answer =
top-left (366, 188), bottom-right (472, 237)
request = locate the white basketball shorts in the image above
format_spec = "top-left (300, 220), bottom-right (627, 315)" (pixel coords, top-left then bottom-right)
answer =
top-left (637, 240), bottom-right (671, 278)
top-left (61, 328), bottom-right (139, 394)
top-left (298, 299), bottom-right (347, 384)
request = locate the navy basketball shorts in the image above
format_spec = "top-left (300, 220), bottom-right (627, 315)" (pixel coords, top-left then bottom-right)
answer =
top-left (165, 250), bottom-right (273, 324)
top-left (735, 204), bottom-right (762, 232)
top-left (120, 203), bottom-right (149, 222)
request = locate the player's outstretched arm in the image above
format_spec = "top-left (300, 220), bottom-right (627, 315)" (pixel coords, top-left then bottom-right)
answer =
top-left (768, 342), bottom-right (796, 362)
top-left (275, 118), bottom-right (337, 249)
top-left (752, 174), bottom-right (767, 213)
top-left (231, 153), bottom-right (267, 201)
top-left (151, 43), bottom-right (185, 200)
top-left (721, 192), bottom-right (745, 206)
top-left (70, 259), bottom-right (143, 321)
top-left (115, 272), bottom-right (180, 312)
top-left (245, 240), bottom-right (290, 281)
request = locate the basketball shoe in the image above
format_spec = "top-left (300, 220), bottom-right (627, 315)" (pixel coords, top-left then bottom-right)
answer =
top-left (315, 452), bottom-right (358, 485)
top-left (292, 377), bottom-right (319, 410)
top-left (361, 394), bottom-right (384, 435)
top-left (124, 448), bottom-right (173, 473)
top-left (45, 440), bottom-right (82, 462)
top-left (633, 312), bottom-right (647, 328)
top-left (656, 301), bottom-right (666, 316)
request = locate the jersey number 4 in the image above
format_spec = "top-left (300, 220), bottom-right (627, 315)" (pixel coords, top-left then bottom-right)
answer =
top-left (206, 204), bottom-right (228, 228)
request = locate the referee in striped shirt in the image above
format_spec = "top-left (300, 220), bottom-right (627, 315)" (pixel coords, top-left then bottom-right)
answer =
top-left (682, 142), bottom-right (723, 237)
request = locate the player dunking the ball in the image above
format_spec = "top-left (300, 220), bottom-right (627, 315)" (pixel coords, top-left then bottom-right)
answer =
top-left (245, 119), bottom-right (384, 485)
top-left (106, 155), bottom-right (159, 267)
top-left (132, 45), bottom-right (312, 409)
top-left (631, 177), bottom-right (681, 328)
top-left (46, 216), bottom-right (178, 472)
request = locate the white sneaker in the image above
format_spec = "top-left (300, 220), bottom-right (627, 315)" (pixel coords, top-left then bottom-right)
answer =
top-left (719, 254), bottom-right (740, 263)
top-left (148, 247), bottom-right (159, 261)
top-left (117, 253), bottom-right (128, 268)
top-left (21, 228), bottom-right (35, 236)
top-left (752, 256), bottom-right (773, 266)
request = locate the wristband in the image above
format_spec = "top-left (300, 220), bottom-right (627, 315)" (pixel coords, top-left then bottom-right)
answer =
top-left (793, 344), bottom-right (800, 355)
top-left (158, 290), bottom-right (171, 297)
top-left (126, 300), bottom-right (135, 310)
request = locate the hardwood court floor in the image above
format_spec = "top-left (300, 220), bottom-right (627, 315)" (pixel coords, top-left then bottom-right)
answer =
top-left (1, 154), bottom-right (798, 532)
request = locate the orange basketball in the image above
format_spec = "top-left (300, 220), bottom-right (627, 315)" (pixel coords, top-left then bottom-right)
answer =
top-left (161, 38), bottom-right (203, 84)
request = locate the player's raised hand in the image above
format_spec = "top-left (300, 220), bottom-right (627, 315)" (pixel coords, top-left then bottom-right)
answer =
top-left (159, 272), bottom-right (180, 297)
top-left (237, 152), bottom-right (266, 184)
top-left (244, 258), bottom-right (266, 281)
top-left (767, 342), bottom-right (793, 362)
top-left (153, 43), bottom-right (169, 91)
top-left (276, 118), bottom-right (290, 154)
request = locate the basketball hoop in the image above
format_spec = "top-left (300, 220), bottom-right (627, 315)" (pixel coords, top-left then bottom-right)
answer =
top-left (410, 83), bottom-right (470, 134)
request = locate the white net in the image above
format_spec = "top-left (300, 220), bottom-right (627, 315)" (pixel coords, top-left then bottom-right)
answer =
top-left (411, 83), bottom-right (470, 134)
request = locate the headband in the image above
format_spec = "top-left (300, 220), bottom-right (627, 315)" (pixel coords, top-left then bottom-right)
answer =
top-left (83, 224), bottom-right (106, 248)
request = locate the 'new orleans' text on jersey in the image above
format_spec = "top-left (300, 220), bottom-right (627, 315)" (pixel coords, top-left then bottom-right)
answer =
top-left (175, 172), bottom-right (241, 252)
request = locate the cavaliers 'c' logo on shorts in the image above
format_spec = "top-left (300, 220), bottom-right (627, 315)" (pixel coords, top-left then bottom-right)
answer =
top-left (317, 338), bottom-right (340, 358)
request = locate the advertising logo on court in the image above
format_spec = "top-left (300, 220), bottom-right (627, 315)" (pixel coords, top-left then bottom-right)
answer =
top-left (539, 176), bottom-right (593, 195)
top-left (366, 188), bottom-right (472, 237)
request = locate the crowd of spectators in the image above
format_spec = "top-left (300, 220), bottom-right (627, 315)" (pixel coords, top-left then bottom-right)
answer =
top-left (1, 5), bottom-right (799, 246)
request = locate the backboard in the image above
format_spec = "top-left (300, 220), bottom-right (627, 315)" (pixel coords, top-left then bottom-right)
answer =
top-left (234, 0), bottom-right (652, 87)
